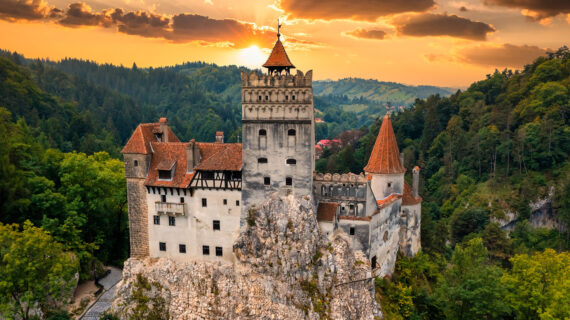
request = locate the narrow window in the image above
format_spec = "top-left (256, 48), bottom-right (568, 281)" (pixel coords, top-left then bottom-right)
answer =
top-left (213, 220), bottom-right (220, 231)
top-left (236, 200), bottom-right (240, 206)
top-left (286, 159), bottom-right (296, 165)
top-left (286, 177), bottom-right (292, 186)
top-left (179, 244), bottom-right (186, 253)
top-left (265, 95), bottom-right (268, 101)
top-left (264, 177), bottom-right (270, 185)
top-left (258, 158), bottom-right (268, 164)
top-left (223, 199), bottom-right (227, 205)
top-left (215, 247), bottom-right (223, 257)
top-left (134, 160), bottom-right (138, 167)
top-left (349, 227), bottom-right (355, 235)
top-left (285, 95), bottom-right (289, 101)
top-left (153, 215), bottom-right (160, 225)
top-left (387, 182), bottom-right (392, 188)
top-left (180, 197), bottom-right (184, 203)
top-left (258, 95), bottom-right (261, 101)
top-left (288, 129), bottom-right (296, 136)
top-left (292, 95), bottom-right (295, 100)
top-left (161, 195), bottom-right (166, 202)
top-left (202, 246), bottom-right (210, 255)
top-left (259, 129), bottom-right (266, 136)
top-left (202, 198), bottom-right (207, 207)
top-left (159, 242), bottom-right (166, 251)
top-left (371, 256), bottom-right (377, 269)
top-left (169, 216), bottom-right (176, 226)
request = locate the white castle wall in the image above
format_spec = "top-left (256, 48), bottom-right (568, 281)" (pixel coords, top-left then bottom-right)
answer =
top-left (401, 203), bottom-right (421, 257)
top-left (370, 172), bottom-right (404, 200)
top-left (369, 199), bottom-right (402, 277)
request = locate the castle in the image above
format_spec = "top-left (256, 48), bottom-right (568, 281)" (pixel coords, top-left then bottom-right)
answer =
top-left (121, 33), bottom-right (422, 277)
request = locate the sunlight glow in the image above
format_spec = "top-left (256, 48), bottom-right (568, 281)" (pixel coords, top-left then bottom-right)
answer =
top-left (238, 45), bottom-right (266, 68)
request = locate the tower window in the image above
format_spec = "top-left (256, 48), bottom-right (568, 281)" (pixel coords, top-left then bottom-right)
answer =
top-left (153, 215), bottom-right (160, 225)
top-left (349, 227), bottom-right (355, 235)
top-left (292, 95), bottom-right (295, 100)
top-left (387, 182), bottom-right (392, 188)
top-left (285, 95), bottom-right (289, 101)
top-left (258, 95), bottom-right (261, 101)
top-left (286, 159), bottom-right (296, 165)
top-left (179, 244), bottom-right (186, 253)
top-left (180, 197), bottom-right (184, 203)
top-left (286, 177), bottom-right (292, 186)
top-left (202, 246), bottom-right (210, 255)
top-left (288, 129), bottom-right (296, 136)
top-left (159, 242), bottom-right (166, 251)
top-left (216, 247), bottom-right (223, 257)
top-left (134, 160), bottom-right (138, 167)
top-left (223, 199), bottom-right (227, 205)
top-left (236, 200), bottom-right (240, 206)
top-left (258, 158), bottom-right (268, 164)
top-left (213, 220), bottom-right (220, 231)
top-left (161, 195), bottom-right (166, 202)
top-left (265, 95), bottom-right (268, 101)
top-left (264, 177), bottom-right (270, 185)
top-left (169, 216), bottom-right (176, 226)
top-left (259, 129), bottom-right (266, 136)
top-left (202, 198), bottom-right (207, 207)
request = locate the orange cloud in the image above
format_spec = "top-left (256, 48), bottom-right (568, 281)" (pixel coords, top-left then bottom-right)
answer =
top-left (393, 13), bottom-right (495, 41)
top-left (457, 43), bottom-right (546, 67)
top-left (0, 0), bottom-right (61, 21)
top-left (483, 0), bottom-right (570, 21)
top-left (345, 28), bottom-right (388, 40)
top-left (280, 0), bottom-right (435, 21)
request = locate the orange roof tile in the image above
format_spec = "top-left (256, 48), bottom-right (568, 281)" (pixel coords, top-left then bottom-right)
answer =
top-left (339, 215), bottom-right (371, 221)
top-left (376, 193), bottom-right (402, 209)
top-left (195, 143), bottom-right (242, 171)
top-left (263, 39), bottom-right (295, 68)
top-left (317, 202), bottom-right (338, 222)
top-left (145, 142), bottom-right (193, 188)
top-left (122, 123), bottom-right (180, 154)
top-left (402, 182), bottom-right (422, 206)
top-left (364, 114), bottom-right (405, 174)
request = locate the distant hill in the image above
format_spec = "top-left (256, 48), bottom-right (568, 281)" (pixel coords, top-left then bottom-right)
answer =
top-left (314, 78), bottom-right (456, 106)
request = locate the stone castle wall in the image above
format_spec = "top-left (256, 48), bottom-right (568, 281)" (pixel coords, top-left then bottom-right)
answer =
top-left (126, 178), bottom-right (150, 257)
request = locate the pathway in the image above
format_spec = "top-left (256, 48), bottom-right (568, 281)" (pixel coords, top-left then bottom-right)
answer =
top-left (80, 266), bottom-right (122, 320)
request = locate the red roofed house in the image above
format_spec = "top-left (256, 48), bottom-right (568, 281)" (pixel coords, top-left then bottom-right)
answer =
top-left (123, 30), bottom-right (421, 277)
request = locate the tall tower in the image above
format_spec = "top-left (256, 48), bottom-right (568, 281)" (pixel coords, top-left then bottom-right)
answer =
top-left (240, 29), bottom-right (315, 222)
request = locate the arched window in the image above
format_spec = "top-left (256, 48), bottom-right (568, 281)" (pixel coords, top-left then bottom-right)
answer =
top-left (259, 129), bottom-right (266, 136)
top-left (134, 160), bottom-right (139, 167)
top-left (258, 95), bottom-right (262, 101)
top-left (292, 95), bottom-right (296, 101)
top-left (288, 129), bottom-right (296, 136)
top-left (258, 158), bottom-right (268, 164)
top-left (286, 159), bottom-right (296, 165)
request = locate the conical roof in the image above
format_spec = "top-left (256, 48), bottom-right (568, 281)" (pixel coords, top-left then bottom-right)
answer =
top-left (263, 39), bottom-right (295, 68)
top-left (364, 114), bottom-right (406, 174)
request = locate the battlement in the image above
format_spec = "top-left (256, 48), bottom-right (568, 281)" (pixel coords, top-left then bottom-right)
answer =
top-left (314, 172), bottom-right (368, 183)
top-left (241, 70), bottom-right (313, 88)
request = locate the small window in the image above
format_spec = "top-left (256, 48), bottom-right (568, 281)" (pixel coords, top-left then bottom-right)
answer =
top-left (258, 158), bottom-right (268, 164)
top-left (169, 216), bottom-right (176, 226)
top-left (153, 215), bottom-right (160, 225)
top-left (161, 195), bottom-right (166, 203)
top-left (202, 246), bottom-right (210, 255)
top-left (158, 170), bottom-right (171, 180)
top-left (134, 160), bottom-right (138, 167)
top-left (236, 200), bottom-right (240, 206)
top-left (258, 95), bottom-right (262, 101)
top-left (179, 244), bottom-right (186, 253)
top-left (349, 227), bottom-right (355, 235)
top-left (159, 242), bottom-right (166, 251)
top-left (259, 129), bottom-right (266, 136)
top-left (286, 177), bottom-right (292, 186)
top-left (387, 182), bottom-right (392, 188)
top-left (286, 159), bottom-right (296, 165)
top-left (202, 198), bottom-right (207, 207)
top-left (223, 199), bottom-right (227, 205)
top-left (285, 95), bottom-right (289, 101)
top-left (292, 95), bottom-right (295, 100)
top-left (213, 220), bottom-right (220, 231)
top-left (264, 177), bottom-right (270, 185)
top-left (371, 256), bottom-right (377, 269)
top-left (265, 95), bottom-right (268, 101)
top-left (180, 197), bottom-right (184, 203)
top-left (288, 129), bottom-right (296, 136)
top-left (216, 247), bottom-right (223, 257)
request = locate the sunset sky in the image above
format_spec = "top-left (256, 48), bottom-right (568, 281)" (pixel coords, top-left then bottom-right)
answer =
top-left (0, 0), bottom-right (568, 87)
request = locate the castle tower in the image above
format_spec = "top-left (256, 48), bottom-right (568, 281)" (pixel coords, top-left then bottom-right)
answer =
top-left (240, 30), bottom-right (315, 222)
top-left (364, 114), bottom-right (406, 200)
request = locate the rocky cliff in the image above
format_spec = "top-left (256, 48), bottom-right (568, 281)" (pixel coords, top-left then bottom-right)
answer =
top-left (111, 194), bottom-right (379, 319)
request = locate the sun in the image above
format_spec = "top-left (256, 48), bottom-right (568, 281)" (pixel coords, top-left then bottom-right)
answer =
top-left (238, 45), bottom-right (267, 68)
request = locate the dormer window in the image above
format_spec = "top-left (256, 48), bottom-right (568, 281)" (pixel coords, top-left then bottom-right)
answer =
top-left (157, 159), bottom-right (176, 181)
top-left (155, 133), bottom-right (163, 142)
top-left (158, 170), bottom-right (171, 180)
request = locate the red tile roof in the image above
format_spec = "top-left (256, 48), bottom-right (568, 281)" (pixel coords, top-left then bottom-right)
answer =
top-left (122, 123), bottom-right (180, 154)
top-left (263, 39), bottom-right (295, 68)
top-left (145, 142), bottom-right (194, 188)
top-left (317, 202), bottom-right (338, 222)
top-left (377, 193), bottom-right (402, 209)
top-left (195, 143), bottom-right (242, 171)
top-left (402, 182), bottom-right (422, 206)
top-left (364, 114), bottom-right (405, 174)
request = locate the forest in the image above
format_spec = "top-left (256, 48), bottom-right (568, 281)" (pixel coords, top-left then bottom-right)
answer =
top-left (0, 46), bottom-right (568, 319)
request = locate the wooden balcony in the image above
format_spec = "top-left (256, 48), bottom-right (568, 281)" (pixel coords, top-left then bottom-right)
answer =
top-left (155, 202), bottom-right (186, 216)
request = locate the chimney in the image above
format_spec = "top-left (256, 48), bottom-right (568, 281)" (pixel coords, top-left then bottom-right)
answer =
top-left (215, 131), bottom-right (224, 143)
top-left (159, 117), bottom-right (168, 142)
top-left (412, 166), bottom-right (420, 198)
top-left (186, 139), bottom-right (201, 172)
top-left (400, 152), bottom-right (404, 167)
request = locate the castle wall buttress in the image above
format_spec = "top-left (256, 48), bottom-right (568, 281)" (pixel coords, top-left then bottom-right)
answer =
top-left (126, 178), bottom-right (150, 257)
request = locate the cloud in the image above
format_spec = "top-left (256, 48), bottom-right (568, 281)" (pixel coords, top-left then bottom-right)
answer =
top-left (393, 13), bottom-right (495, 40)
top-left (59, 2), bottom-right (108, 26)
top-left (459, 6), bottom-right (468, 12)
top-left (0, 0), bottom-right (61, 21)
top-left (345, 28), bottom-right (388, 40)
top-left (482, 0), bottom-right (570, 20)
top-left (279, 0), bottom-right (435, 21)
top-left (457, 43), bottom-right (546, 67)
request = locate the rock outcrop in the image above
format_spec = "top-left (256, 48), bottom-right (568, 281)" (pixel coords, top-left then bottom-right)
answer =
top-left (112, 194), bottom-right (379, 319)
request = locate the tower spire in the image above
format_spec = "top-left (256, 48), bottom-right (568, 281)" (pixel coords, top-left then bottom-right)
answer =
top-left (277, 18), bottom-right (281, 39)
top-left (263, 19), bottom-right (295, 75)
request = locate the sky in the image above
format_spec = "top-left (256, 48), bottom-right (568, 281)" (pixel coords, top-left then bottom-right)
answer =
top-left (0, 0), bottom-right (568, 87)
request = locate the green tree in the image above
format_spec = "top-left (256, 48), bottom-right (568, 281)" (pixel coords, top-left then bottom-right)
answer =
top-left (0, 221), bottom-right (79, 320)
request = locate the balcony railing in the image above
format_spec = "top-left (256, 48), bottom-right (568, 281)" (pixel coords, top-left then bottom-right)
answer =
top-left (155, 202), bottom-right (186, 216)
